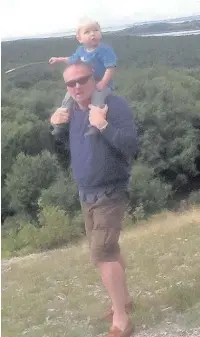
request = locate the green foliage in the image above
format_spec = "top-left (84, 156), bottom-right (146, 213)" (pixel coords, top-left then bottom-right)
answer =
top-left (116, 67), bottom-right (200, 183)
top-left (5, 151), bottom-right (59, 213)
top-left (1, 207), bottom-right (84, 257)
top-left (2, 35), bottom-right (200, 72)
top-left (129, 164), bottom-right (172, 215)
top-left (36, 205), bottom-right (83, 250)
top-left (1, 35), bottom-right (200, 256)
top-left (1, 215), bottom-right (38, 257)
top-left (1, 188), bottom-right (11, 222)
top-left (1, 120), bottom-right (53, 180)
top-left (39, 171), bottom-right (79, 215)
top-left (2, 213), bottom-right (33, 233)
top-left (21, 89), bottom-right (59, 120)
top-left (188, 190), bottom-right (200, 205)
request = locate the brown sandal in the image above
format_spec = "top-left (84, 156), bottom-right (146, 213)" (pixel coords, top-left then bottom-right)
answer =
top-left (107, 320), bottom-right (134, 337)
top-left (104, 300), bottom-right (134, 321)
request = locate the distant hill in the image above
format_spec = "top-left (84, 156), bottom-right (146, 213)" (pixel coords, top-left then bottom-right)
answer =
top-left (116, 19), bottom-right (200, 36)
top-left (167, 14), bottom-right (200, 23)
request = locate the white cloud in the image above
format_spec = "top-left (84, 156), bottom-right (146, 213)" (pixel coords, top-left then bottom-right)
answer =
top-left (1, 0), bottom-right (200, 38)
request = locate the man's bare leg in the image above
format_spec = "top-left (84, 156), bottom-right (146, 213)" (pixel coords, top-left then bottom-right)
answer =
top-left (119, 254), bottom-right (132, 305)
top-left (98, 260), bottom-right (129, 331)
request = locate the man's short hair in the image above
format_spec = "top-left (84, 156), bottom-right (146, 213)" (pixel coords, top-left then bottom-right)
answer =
top-left (63, 61), bottom-right (94, 77)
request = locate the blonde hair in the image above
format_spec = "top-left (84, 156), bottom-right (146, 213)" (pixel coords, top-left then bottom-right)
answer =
top-left (76, 17), bottom-right (101, 33)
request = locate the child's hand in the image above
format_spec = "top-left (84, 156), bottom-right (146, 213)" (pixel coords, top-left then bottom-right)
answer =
top-left (49, 57), bottom-right (59, 65)
top-left (96, 81), bottom-right (106, 91)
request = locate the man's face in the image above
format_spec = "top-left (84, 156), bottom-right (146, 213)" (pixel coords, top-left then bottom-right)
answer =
top-left (64, 64), bottom-right (95, 105)
top-left (77, 23), bottom-right (102, 48)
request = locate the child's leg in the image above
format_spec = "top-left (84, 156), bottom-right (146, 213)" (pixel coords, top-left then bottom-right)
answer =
top-left (91, 87), bottom-right (112, 107)
top-left (61, 91), bottom-right (74, 109)
top-left (52, 92), bottom-right (74, 136)
top-left (85, 87), bottom-right (112, 136)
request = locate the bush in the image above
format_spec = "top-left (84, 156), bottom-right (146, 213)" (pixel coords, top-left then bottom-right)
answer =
top-left (39, 171), bottom-right (79, 216)
top-left (1, 207), bottom-right (85, 258)
top-left (2, 213), bottom-right (33, 232)
top-left (13, 223), bottom-right (39, 252)
top-left (1, 219), bottom-right (38, 258)
top-left (6, 151), bottom-right (59, 213)
top-left (188, 190), bottom-right (200, 205)
top-left (36, 205), bottom-right (84, 251)
top-left (129, 163), bottom-right (172, 215)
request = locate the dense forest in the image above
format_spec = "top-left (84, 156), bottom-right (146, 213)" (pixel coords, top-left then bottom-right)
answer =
top-left (1, 34), bottom-right (200, 256)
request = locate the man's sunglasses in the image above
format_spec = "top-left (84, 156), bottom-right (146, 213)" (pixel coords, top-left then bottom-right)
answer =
top-left (65, 74), bottom-right (92, 88)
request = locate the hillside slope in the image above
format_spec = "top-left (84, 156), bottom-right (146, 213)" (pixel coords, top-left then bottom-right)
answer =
top-left (2, 207), bottom-right (200, 337)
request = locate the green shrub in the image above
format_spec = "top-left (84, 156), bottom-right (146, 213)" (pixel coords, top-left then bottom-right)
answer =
top-left (188, 190), bottom-right (200, 205)
top-left (1, 207), bottom-right (85, 258)
top-left (6, 151), bottom-right (59, 213)
top-left (2, 213), bottom-right (33, 233)
top-left (129, 163), bottom-right (172, 215)
top-left (39, 172), bottom-right (79, 216)
top-left (1, 222), bottom-right (38, 257)
top-left (36, 205), bottom-right (84, 251)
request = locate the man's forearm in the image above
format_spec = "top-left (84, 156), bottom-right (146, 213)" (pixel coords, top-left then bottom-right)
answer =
top-left (100, 122), bottom-right (139, 158)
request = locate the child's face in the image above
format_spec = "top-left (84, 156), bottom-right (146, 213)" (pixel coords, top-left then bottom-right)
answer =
top-left (77, 23), bottom-right (102, 48)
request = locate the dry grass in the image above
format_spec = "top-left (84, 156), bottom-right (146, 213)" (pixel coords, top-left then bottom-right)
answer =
top-left (2, 207), bottom-right (200, 337)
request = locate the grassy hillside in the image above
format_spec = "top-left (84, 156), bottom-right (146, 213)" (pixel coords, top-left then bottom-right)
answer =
top-left (2, 207), bottom-right (200, 337)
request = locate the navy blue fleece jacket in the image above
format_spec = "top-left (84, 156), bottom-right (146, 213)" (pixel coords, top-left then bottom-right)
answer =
top-left (68, 94), bottom-right (139, 196)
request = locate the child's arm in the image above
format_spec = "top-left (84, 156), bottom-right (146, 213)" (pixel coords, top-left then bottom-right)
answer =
top-left (49, 46), bottom-right (83, 65)
top-left (49, 57), bottom-right (69, 64)
top-left (96, 67), bottom-right (116, 90)
top-left (96, 45), bottom-right (117, 90)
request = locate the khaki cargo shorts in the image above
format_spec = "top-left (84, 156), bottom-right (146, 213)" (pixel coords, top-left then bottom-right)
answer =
top-left (81, 190), bottom-right (128, 264)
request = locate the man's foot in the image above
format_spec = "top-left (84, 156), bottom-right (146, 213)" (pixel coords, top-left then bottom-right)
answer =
top-left (104, 300), bottom-right (134, 321)
top-left (107, 319), bottom-right (134, 337)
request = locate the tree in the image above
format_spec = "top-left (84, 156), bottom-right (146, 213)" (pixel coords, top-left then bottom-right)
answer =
top-left (39, 171), bottom-right (79, 216)
top-left (6, 151), bottom-right (59, 215)
top-left (129, 163), bottom-right (172, 215)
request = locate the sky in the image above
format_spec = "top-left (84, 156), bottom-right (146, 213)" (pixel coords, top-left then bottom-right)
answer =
top-left (1, 0), bottom-right (200, 39)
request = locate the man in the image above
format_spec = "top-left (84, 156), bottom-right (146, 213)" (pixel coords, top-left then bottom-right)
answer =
top-left (51, 62), bottom-right (139, 337)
